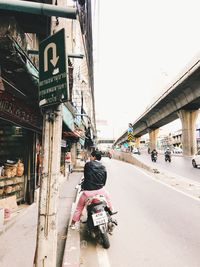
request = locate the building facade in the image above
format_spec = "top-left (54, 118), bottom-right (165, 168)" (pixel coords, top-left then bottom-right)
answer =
top-left (0, 0), bottom-right (96, 207)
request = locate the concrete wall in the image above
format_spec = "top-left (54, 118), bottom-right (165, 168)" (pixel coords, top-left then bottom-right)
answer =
top-left (113, 151), bottom-right (153, 173)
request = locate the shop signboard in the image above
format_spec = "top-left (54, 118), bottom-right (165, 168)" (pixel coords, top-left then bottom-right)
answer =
top-left (39, 28), bottom-right (68, 107)
top-left (0, 91), bottom-right (42, 131)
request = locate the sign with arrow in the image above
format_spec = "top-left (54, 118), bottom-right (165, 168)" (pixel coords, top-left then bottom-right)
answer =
top-left (39, 28), bottom-right (68, 107)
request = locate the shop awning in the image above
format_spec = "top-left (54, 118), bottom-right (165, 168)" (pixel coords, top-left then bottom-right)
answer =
top-left (62, 104), bottom-right (75, 132)
top-left (0, 34), bottom-right (39, 103)
top-left (63, 131), bottom-right (80, 138)
top-left (0, 30), bottom-right (42, 131)
top-left (63, 127), bottom-right (85, 138)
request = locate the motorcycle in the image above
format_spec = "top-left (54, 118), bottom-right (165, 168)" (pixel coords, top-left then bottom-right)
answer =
top-left (107, 152), bottom-right (112, 159)
top-left (85, 195), bottom-right (117, 249)
top-left (165, 153), bottom-right (171, 162)
top-left (151, 154), bottom-right (157, 162)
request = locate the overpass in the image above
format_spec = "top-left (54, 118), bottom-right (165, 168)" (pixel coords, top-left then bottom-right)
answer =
top-left (114, 57), bottom-right (200, 156)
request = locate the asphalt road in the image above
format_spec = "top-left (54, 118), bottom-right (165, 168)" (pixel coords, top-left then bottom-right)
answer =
top-left (133, 150), bottom-right (200, 183)
top-left (80, 157), bottom-right (200, 267)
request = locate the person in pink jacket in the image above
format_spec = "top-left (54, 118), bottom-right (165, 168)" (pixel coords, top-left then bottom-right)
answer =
top-left (71, 150), bottom-right (113, 228)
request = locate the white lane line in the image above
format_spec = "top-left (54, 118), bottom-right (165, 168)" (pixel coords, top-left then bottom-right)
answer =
top-left (96, 245), bottom-right (111, 267)
top-left (134, 166), bottom-right (200, 202)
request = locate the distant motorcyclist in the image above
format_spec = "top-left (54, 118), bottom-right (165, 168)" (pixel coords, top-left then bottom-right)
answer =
top-left (107, 151), bottom-right (112, 159)
top-left (151, 149), bottom-right (158, 162)
top-left (165, 147), bottom-right (171, 154)
top-left (164, 147), bottom-right (171, 162)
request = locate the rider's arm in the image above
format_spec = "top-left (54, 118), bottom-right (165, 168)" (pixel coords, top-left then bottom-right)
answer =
top-left (82, 162), bottom-right (90, 190)
top-left (103, 170), bottom-right (107, 186)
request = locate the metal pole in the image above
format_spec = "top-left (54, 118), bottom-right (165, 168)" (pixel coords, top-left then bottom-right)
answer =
top-left (0, 0), bottom-right (77, 19)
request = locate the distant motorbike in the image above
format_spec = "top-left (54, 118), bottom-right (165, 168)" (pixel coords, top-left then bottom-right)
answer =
top-left (107, 152), bottom-right (112, 159)
top-left (85, 195), bottom-right (117, 249)
top-left (151, 154), bottom-right (157, 162)
top-left (165, 153), bottom-right (171, 162)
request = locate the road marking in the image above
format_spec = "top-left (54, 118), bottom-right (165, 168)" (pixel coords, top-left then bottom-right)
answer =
top-left (134, 166), bottom-right (200, 202)
top-left (96, 245), bottom-right (111, 267)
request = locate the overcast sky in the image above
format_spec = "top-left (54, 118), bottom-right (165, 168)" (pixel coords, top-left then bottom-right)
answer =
top-left (92, 0), bottom-right (200, 139)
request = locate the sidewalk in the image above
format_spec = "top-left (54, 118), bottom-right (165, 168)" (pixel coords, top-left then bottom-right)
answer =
top-left (0, 172), bottom-right (83, 267)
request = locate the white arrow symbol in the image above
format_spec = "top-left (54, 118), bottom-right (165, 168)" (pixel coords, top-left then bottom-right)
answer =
top-left (44, 42), bottom-right (59, 72)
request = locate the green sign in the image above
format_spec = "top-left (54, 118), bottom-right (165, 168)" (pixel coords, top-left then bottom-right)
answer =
top-left (39, 28), bottom-right (68, 107)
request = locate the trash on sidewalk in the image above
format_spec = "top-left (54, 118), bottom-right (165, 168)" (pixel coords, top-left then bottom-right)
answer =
top-left (0, 195), bottom-right (18, 224)
top-left (0, 207), bottom-right (4, 230)
top-left (4, 208), bottom-right (11, 219)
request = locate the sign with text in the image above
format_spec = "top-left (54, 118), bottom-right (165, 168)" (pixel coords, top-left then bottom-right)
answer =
top-left (39, 28), bottom-right (68, 107)
top-left (0, 91), bottom-right (42, 131)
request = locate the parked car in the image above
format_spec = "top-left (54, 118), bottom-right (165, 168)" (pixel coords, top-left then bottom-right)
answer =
top-left (192, 150), bottom-right (200, 168)
top-left (101, 151), bottom-right (112, 158)
top-left (132, 148), bottom-right (140, 155)
top-left (173, 147), bottom-right (182, 154)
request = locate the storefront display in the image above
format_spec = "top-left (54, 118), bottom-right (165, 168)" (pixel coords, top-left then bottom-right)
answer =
top-left (0, 120), bottom-right (38, 203)
top-left (0, 160), bottom-right (24, 201)
top-left (0, 121), bottom-right (27, 203)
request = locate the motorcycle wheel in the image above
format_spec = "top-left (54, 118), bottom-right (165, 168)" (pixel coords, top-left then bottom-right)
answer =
top-left (101, 231), bottom-right (110, 249)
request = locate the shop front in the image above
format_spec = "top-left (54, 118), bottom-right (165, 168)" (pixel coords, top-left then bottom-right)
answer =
top-left (0, 90), bottom-right (42, 206)
top-left (62, 104), bottom-right (78, 176)
top-left (0, 17), bottom-right (43, 208)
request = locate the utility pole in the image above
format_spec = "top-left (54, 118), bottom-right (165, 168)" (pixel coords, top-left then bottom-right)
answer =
top-left (34, 27), bottom-right (63, 267)
top-left (34, 30), bottom-right (66, 267)
top-left (34, 105), bottom-right (62, 267)
top-left (34, 6), bottom-right (75, 267)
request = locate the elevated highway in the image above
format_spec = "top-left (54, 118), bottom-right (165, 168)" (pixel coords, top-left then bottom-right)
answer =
top-left (114, 57), bottom-right (200, 156)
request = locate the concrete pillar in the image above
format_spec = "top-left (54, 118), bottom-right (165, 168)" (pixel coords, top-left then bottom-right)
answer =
top-left (135, 137), bottom-right (141, 147)
top-left (178, 109), bottom-right (199, 156)
top-left (149, 128), bottom-right (159, 151)
top-left (34, 106), bottom-right (62, 267)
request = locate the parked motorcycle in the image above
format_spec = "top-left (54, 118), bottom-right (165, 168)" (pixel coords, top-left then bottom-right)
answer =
top-left (85, 195), bottom-right (117, 249)
top-left (165, 154), bottom-right (171, 162)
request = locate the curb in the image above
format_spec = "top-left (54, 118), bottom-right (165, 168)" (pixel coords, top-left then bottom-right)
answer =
top-left (62, 178), bottom-right (82, 267)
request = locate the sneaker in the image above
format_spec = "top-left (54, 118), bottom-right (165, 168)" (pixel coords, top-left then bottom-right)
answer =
top-left (70, 224), bottom-right (76, 230)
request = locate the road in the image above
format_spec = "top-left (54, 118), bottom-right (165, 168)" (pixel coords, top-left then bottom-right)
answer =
top-left (80, 157), bottom-right (200, 267)
top-left (133, 150), bottom-right (200, 183)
